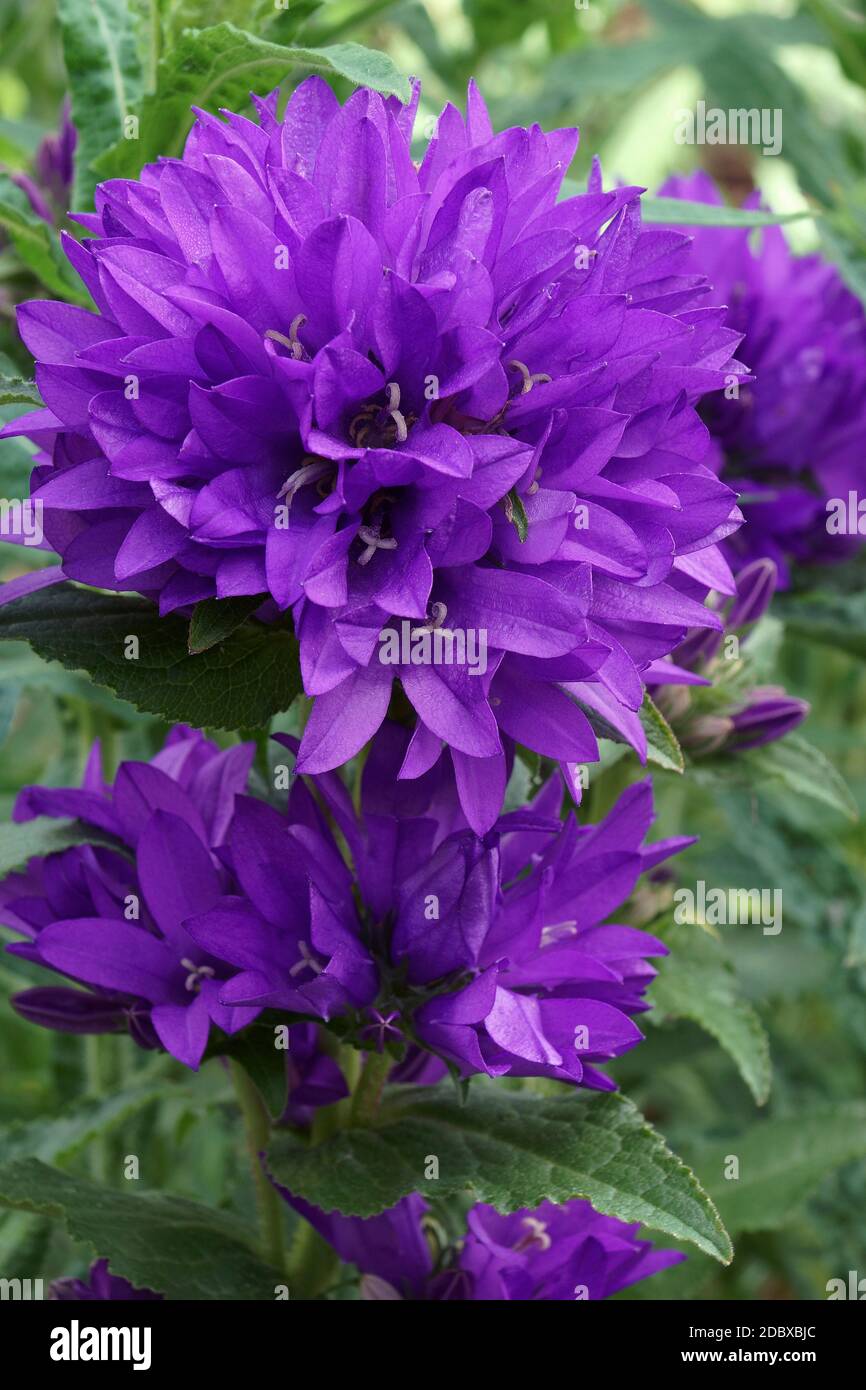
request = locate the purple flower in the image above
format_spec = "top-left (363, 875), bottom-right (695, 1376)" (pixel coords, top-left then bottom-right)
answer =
top-left (648, 557), bottom-right (809, 753)
top-left (4, 99), bottom-right (76, 226)
top-left (726, 689), bottom-right (809, 751)
top-left (281, 1022), bottom-right (349, 1127)
top-left (1, 726), bottom-right (261, 1068)
top-left (270, 1189), bottom-right (683, 1300)
top-left (660, 171), bottom-right (866, 583)
top-left (456, 1200), bottom-right (683, 1300)
top-left (49, 1259), bottom-right (161, 1301)
top-left (189, 721), bottom-right (691, 1087)
top-left (1, 80), bottom-right (744, 830)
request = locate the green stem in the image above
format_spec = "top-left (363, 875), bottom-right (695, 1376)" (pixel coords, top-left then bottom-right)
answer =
top-left (350, 1050), bottom-right (392, 1126)
top-left (287, 1216), bottom-right (339, 1300)
top-left (230, 1061), bottom-right (285, 1274)
top-left (98, 720), bottom-right (119, 780)
top-left (84, 1035), bottom-right (110, 1183)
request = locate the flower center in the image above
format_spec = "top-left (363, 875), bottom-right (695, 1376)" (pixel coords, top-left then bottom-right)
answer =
top-left (359, 1008), bottom-right (403, 1051)
top-left (411, 600), bottom-right (448, 636)
top-left (276, 456), bottom-right (333, 509)
top-left (348, 382), bottom-right (416, 449)
top-left (508, 359), bottom-right (552, 395)
top-left (180, 958), bottom-right (216, 994)
top-left (288, 940), bottom-right (323, 979)
top-left (357, 524), bottom-right (398, 566)
top-left (264, 313), bottom-right (308, 360)
top-left (512, 1217), bottom-right (552, 1253)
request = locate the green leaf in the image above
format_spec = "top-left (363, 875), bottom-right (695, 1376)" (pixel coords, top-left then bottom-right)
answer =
top-left (563, 690), bottom-right (682, 772)
top-left (821, 222), bottom-right (866, 312)
top-left (650, 930), bottom-right (771, 1106)
top-left (0, 816), bottom-right (120, 879)
top-left (529, 29), bottom-right (712, 126)
top-left (505, 487), bottom-right (528, 543)
top-left (775, 587), bottom-right (866, 661)
top-left (640, 692), bottom-right (684, 773)
top-left (695, 1102), bottom-right (866, 1235)
top-left (157, 0), bottom-right (291, 52)
top-left (93, 22), bottom-right (411, 181)
top-left (267, 1086), bottom-right (732, 1262)
top-left (742, 734), bottom-right (858, 822)
top-left (0, 175), bottom-right (88, 303)
top-left (188, 594), bottom-right (268, 655)
top-left (0, 378), bottom-right (41, 408)
top-left (0, 1085), bottom-right (165, 1166)
top-left (57, 0), bottom-right (145, 207)
top-left (641, 196), bottom-right (814, 228)
top-left (0, 585), bottom-right (302, 730)
top-left (0, 640), bottom-right (140, 720)
top-left (0, 1159), bottom-right (280, 1298)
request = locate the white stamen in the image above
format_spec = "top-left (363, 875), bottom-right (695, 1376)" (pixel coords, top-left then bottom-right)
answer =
top-left (265, 313), bottom-right (307, 359)
top-left (513, 1217), bottom-right (552, 1253)
top-left (411, 601), bottom-right (448, 636)
top-left (357, 524), bottom-right (398, 565)
top-left (385, 382), bottom-right (408, 443)
top-left (508, 359), bottom-right (552, 395)
top-left (277, 458), bottom-right (331, 505)
top-left (180, 957), bottom-right (216, 993)
top-left (288, 940), bottom-right (323, 978)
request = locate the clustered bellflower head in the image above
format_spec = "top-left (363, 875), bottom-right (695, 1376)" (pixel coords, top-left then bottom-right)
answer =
top-left (2, 721), bottom-right (688, 1089)
top-left (1, 79), bottom-right (747, 830)
top-left (0, 725), bottom-right (264, 1069)
top-left (188, 722), bottom-right (691, 1087)
top-left (648, 555), bottom-right (809, 754)
top-left (661, 170), bottom-right (866, 584)
top-left (269, 1189), bottom-right (683, 1301)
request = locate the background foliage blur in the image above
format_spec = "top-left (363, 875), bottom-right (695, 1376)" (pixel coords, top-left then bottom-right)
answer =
top-left (1, 0), bottom-right (865, 1301)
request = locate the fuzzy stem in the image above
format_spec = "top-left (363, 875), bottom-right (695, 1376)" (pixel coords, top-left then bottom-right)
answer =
top-left (84, 1034), bottom-right (109, 1183)
top-left (287, 1216), bottom-right (339, 1300)
top-left (350, 1050), bottom-right (392, 1126)
top-left (230, 1061), bottom-right (285, 1274)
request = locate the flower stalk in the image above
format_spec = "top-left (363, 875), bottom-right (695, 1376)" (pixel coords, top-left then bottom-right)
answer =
top-left (230, 1060), bottom-right (285, 1274)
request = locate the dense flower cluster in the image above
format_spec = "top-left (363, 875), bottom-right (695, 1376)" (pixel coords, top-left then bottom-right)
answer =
top-left (272, 1188), bottom-right (683, 1301)
top-left (1, 726), bottom-right (259, 1067)
top-left (1, 80), bottom-right (746, 828)
top-left (662, 171), bottom-right (866, 583)
top-left (1, 721), bottom-right (687, 1087)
